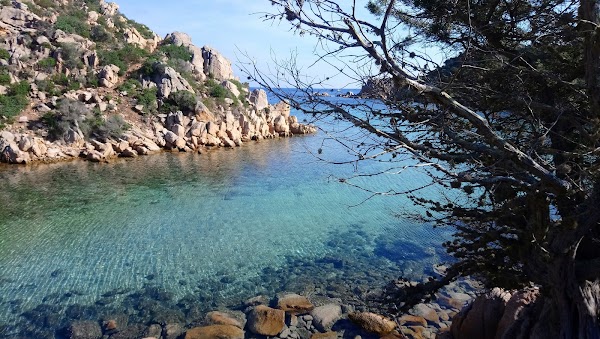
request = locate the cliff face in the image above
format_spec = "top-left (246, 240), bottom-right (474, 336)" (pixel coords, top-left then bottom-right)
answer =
top-left (0, 0), bottom-right (315, 164)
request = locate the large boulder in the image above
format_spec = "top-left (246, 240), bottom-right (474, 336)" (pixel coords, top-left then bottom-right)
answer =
top-left (99, 0), bottom-right (119, 16)
top-left (150, 63), bottom-right (195, 98)
top-left (247, 305), bottom-right (285, 336)
top-left (249, 89), bottom-right (269, 111)
top-left (0, 134), bottom-right (27, 164)
top-left (450, 287), bottom-right (512, 339)
top-left (205, 310), bottom-right (246, 329)
top-left (495, 288), bottom-right (540, 338)
top-left (202, 46), bottom-right (234, 80)
top-left (164, 32), bottom-right (206, 81)
top-left (348, 312), bottom-right (396, 336)
top-left (276, 293), bottom-right (315, 315)
top-left (0, 5), bottom-right (40, 34)
top-left (310, 304), bottom-right (342, 332)
top-left (99, 64), bottom-right (120, 88)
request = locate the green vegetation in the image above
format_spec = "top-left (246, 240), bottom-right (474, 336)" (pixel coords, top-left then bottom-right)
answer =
top-left (37, 57), bottom-right (57, 72)
top-left (0, 81), bottom-right (30, 128)
top-left (59, 43), bottom-right (84, 70)
top-left (135, 87), bottom-right (158, 114)
top-left (55, 11), bottom-right (91, 39)
top-left (43, 99), bottom-right (130, 140)
top-left (0, 68), bottom-right (11, 85)
top-left (158, 44), bottom-right (192, 61)
top-left (128, 19), bottom-right (154, 39)
top-left (36, 79), bottom-right (60, 97)
top-left (163, 91), bottom-right (197, 114)
top-left (98, 45), bottom-right (149, 76)
top-left (0, 48), bottom-right (10, 60)
top-left (90, 25), bottom-right (112, 43)
top-left (117, 78), bottom-right (141, 93)
top-left (206, 79), bottom-right (227, 98)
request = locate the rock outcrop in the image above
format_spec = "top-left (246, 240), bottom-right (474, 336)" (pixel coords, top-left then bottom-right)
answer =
top-left (202, 45), bottom-right (234, 80)
top-left (150, 63), bottom-right (195, 98)
top-left (450, 287), bottom-right (556, 339)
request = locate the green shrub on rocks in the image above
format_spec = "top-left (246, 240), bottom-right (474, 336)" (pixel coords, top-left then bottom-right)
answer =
top-left (0, 48), bottom-right (10, 60)
top-left (158, 44), bottom-right (192, 62)
top-left (98, 45), bottom-right (149, 76)
top-left (135, 87), bottom-right (158, 114)
top-left (128, 19), bottom-right (154, 39)
top-left (55, 12), bottom-right (91, 39)
top-left (37, 57), bottom-right (57, 72)
top-left (163, 90), bottom-right (197, 114)
top-left (117, 78), bottom-right (141, 94)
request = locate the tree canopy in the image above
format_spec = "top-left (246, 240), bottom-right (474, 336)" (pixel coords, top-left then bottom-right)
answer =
top-left (245, 1), bottom-right (600, 337)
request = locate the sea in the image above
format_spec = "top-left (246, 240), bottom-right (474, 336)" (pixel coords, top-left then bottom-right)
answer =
top-left (0, 89), bottom-right (453, 338)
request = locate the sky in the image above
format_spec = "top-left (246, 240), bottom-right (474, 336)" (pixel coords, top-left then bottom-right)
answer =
top-left (116, 0), bottom-right (372, 89)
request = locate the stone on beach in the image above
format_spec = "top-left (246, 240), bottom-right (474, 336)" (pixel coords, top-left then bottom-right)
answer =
top-left (348, 311), bottom-right (397, 336)
top-left (247, 305), bottom-right (285, 336)
top-left (310, 304), bottom-right (342, 332)
top-left (276, 293), bottom-right (315, 315)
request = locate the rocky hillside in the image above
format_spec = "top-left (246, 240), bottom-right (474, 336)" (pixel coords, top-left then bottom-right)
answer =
top-left (0, 0), bottom-right (315, 164)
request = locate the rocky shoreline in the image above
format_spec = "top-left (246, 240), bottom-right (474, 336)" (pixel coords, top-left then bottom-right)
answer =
top-left (0, 94), bottom-right (316, 166)
top-left (54, 280), bottom-right (479, 339)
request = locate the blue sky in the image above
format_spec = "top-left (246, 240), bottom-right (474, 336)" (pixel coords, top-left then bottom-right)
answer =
top-left (116, 1), bottom-right (371, 88)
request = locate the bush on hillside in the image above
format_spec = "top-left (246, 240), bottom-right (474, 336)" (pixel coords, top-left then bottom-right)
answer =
top-left (158, 44), bottom-right (192, 61)
top-left (59, 43), bottom-right (84, 70)
top-left (43, 99), bottom-right (130, 140)
top-left (128, 20), bottom-right (154, 39)
top-left (135, 87), bottom-right (158, 114)
top-left (165, 90), bottom-right (197, 114)
top-left (37, 57), bottom-right (57, 72)
top-left (117, 78), bottom-right (141, 93)
top-left (91, 25), bottom-right (112, 43)
top-left (0, 48), bottom-right (10, 60)
top-left (55, 12), bottom-right (90, 39)
top-left (98, 45), bottom-right (149, 76)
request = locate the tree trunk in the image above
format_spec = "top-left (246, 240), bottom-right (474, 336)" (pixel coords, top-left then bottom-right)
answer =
top-left (549, 258), bottom-right (600, 338)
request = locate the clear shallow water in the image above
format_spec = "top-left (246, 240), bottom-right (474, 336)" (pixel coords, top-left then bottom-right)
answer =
top-left (0, 107), bottom-right (452, 337)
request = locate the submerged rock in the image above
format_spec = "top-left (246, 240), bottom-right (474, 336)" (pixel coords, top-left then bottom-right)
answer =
top-left (66, 320), bottom-right (102, 339)
top-left (184, 325), bottom-right (244, 339)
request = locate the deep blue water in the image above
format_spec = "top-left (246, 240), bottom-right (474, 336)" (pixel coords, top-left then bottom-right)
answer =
top-left (0, 92), bottom-right (453, 337)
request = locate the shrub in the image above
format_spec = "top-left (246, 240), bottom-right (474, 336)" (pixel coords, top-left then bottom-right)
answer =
top-left (55, 13), bottom-right (90, 39)
top-left (135, 87), bottom-right (158, 114)
top-left (0, 48), bottom-right (10, 60)
top-left (0, 93), bottom-right (28, 121)
top-left (36, 79), bottom-right (60, 96)
top-left (166, 90), bottom-right (197, 114)
top-left (85, 73), bottom-right (99, 88)
top-left (36, 0), bottom-right (54, 8)
top-left (0, 68), bottom-right (10, 85)
top-left (37, 57), bottom-right (57, 72)
top-left (158, 44), bottom-right (192, 61)
top-left (93, 114), bottom-right (131, 139)
top-left (9, 81), bottom-right (31, 96)
top-left (91, 25), bottom-right (112, 43)
top-left (43, 99), bottom-right (89, 139)
top-left (98, 45), bottom-right (149, 76)
top-left (59, 43), bottom-right (84, 70)
top-left (128, 20), bottom-right (154, 39)
top-left (52, 73), bottom-right (70, 86)
top-left (117, 78), bottom-right (141, 93)
top-left (206, 79), bottom-right (227, 98)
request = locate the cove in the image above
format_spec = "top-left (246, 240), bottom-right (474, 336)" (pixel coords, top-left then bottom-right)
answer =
top-left (0, 117), bottom-right (451, 337)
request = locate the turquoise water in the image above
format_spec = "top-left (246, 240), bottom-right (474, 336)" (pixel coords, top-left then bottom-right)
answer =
top-left (0, 106), bottom-right (452, 337)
